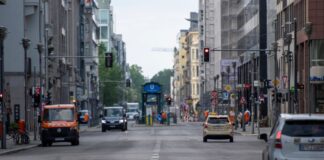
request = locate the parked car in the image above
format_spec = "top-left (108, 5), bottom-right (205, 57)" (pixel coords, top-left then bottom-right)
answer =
top-left (260, 114), bottom-right (324, 160)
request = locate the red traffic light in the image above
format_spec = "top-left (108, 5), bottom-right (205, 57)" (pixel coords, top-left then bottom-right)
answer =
top-left (203, 48), bottom-right (210, 62)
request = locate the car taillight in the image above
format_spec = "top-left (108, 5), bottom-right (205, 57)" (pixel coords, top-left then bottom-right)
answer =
top-left (275, 131), bottom-right (282, 149)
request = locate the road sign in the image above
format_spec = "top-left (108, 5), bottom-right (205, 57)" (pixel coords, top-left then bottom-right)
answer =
top-left (223, 92), bottom-right (229, 100)
top-left (244, 83), bottom-right (251, 89)
top-left (225, 85), bottom-right (232, 92)
top-left (259, 95), bottom-right (265, 103)
top-left (240, 97), bottom-right (246, 105)
top-left (272, 79), bottom-right (280, 87)
top-left (210, 90), bottom-right (218, 98)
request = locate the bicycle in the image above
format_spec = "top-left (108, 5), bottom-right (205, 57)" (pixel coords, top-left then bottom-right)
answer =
top-left (8, 128), bottom-right (20, 145)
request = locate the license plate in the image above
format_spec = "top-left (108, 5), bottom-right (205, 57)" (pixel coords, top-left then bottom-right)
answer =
top-left (110, 125), bottom-right (115, 128)
top-left (55, 138), bottom-right (65, 141)
top-left (300, 144), bottom-right (324, 151)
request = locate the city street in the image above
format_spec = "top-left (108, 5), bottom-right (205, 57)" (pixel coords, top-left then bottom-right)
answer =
top-left (1, 122), bottom-right (266, 160)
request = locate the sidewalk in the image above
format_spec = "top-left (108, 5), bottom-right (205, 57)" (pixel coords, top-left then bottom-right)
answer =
top-left (234, 123), bottom-right (271, 137)
top-left (0, 125), bottom-right (97, 156)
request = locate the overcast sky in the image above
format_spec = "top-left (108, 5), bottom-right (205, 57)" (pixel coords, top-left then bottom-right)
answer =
top-left (111, 0), bottom-right (198, 78)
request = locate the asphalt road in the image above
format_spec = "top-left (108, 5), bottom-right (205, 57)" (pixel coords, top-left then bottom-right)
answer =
top-left (0, 122), bottom-right (266, 160)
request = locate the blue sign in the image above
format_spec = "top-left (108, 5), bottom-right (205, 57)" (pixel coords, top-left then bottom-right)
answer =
top-left (143, 83), bottom-right (161, 93)
top-left (223, 92), bottom-right (229, 100)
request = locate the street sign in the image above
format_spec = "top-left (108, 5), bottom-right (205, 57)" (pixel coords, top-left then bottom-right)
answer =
top-left (244, 83), bottom-right (251, 89)
top-left (272, 79), bottom-right (280, 87)
top-left (223, 92), bottom-right (229, 100)
top-left (225, 85), bottom-right (232, 92)
top-left (240, 97), bottom-right (246, 105)
top-left (210, 90), bottom-right (218, 98)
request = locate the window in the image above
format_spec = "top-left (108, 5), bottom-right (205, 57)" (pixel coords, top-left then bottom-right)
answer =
top-left (208, 117), bottom-right (229, 124)
top-left (100, 26), bottom-right (108, 39)
top-left (282, 120), bottom-right (324, 137)
top-left (43, 108), bottom-right (74, 121)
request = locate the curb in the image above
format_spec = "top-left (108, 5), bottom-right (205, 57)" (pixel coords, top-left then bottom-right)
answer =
top-left (0, 143), bottom-right (39, 156)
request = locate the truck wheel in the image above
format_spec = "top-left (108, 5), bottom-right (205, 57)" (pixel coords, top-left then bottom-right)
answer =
top-left (71, 139), bottom-right (79, 146)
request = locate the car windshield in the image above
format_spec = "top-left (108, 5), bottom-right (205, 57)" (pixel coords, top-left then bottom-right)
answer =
top-left (282, 120), bottom-right (324, 137)
top-left (104, 108), bottom-right (123, 117)
top-left (128, 109), bottom-right (137, 113)
top-left (208, 117), bottom-right (229, 124)
top-left (43, 108), bottom-right (74, 121)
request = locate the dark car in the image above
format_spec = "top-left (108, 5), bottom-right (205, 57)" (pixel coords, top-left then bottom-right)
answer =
top-left (101, 106), bottom-right (127, 132)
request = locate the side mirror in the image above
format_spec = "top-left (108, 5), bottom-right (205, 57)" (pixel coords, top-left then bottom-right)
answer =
top-left (259, 133), bottom-right (268, 142)
top-left (38, 116), bottom-right (41, 123)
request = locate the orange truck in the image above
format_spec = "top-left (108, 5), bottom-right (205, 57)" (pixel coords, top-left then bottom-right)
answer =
top-left (40, 104), bottom-right (79, 146)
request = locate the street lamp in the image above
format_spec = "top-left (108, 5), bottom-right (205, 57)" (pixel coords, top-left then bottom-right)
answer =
top-left (239, 56), bottom-right (246, 132)
top-left (0, 26), bottom-right (7, 149)
top-left (226, 66), bottom-right (230, 113)
top-left (284, 33), bottom-right (292, 113)
top-left (304, 22), bottom-right (312, 115)
top-left (22, 37), bottom-right (31, 132)
top-left (232, 61), bottom-right (238, 130)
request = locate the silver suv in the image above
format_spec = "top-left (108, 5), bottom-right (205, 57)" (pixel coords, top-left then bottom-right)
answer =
top-left (260, 114), bottom-right (324, 160)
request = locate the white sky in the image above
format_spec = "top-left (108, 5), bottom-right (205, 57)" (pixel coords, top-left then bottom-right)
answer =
top-left (111, 0), bottom-right (198, 78)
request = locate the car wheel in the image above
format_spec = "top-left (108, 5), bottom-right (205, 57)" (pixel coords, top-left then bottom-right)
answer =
top-left (203, 137), bottom-right (207, 142)
top-left (102, 127), bottom-right (106, 132)
top-left (229, 137), bottom-right (234, 143)
top-left (41, 140), bottom-right (48, 147)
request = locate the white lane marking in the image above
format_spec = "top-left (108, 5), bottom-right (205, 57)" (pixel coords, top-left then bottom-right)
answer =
top-left (150, 138), bottom-right (161, 160)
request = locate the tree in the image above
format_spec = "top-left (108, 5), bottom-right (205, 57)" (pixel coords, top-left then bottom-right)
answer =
top-left (151, 69), bottom-right (173, 95)
top-left (126, 64), bottom-right (145, 102)
top-left (98, 43), bottom-right (123, 106)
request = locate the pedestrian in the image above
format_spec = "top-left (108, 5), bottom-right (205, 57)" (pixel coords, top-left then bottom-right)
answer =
top-left (237, 112), bottom-right (242, 128)
top-left (244, 109), bottom-right (250, 125)
top-left (162, 112), bottom-right (167, 124)
top-left (204, 110), bottom-right (209, 121)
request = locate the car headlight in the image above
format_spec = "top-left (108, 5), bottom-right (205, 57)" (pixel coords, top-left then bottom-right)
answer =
top-left (101, 119), bottom-right (106, 123)
top-left (119, 119), bottom-right (124, 123)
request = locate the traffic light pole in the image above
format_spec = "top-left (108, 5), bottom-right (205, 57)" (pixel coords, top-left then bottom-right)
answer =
top-left (0, 26), bottom-right (7, 149)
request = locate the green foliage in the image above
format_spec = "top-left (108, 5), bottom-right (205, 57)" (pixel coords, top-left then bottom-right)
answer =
top-left (151, 69), bottom-right (174, 95)
top-left (126, 64), bottom-right (145, 102)
top-left (98, 43), bottom-right (123, 106)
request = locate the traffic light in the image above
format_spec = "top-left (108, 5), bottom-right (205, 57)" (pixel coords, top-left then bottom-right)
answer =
top-left (166, 96), bottom-right (172, 105)
top-left (0, 93), bottom-right (3, 102)
top-left (271, 90), bottom-right (276, 102)
top-left (297, 83), bottom-right (304, 89)
top-left (105, 52), bottom-right (113, 68)
top-left (203, 48), bottom-right (210, 62)
top-left (126, 79), bottom-right (131, 87)
top-left (46, 91), bottom-right (52, 105)
top-left (288, 51), bottom-right (293, 62)
top-left (34, 87), bottom-right (41, 108)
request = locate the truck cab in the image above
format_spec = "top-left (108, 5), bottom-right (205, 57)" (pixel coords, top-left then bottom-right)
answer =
top-left (40, 104), bottom-right (79, 146)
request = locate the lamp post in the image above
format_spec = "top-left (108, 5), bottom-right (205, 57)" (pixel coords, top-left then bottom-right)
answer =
top-left (304, 22), bottom-right (312, 115)
top-left (22, 38), bottom-right (31, 132)
top-left (239, 56), bottom-right (245, 132)
top-left (284, 33), bottom-right (292, 113)
top-left (0, 26), bottom-right (7, 149)
top-left (250, 53), bottom-right (255, 134)
top-left (226, 66), bottom-right (230, 113)
top-left (232, 61), bottom-right (238, 130)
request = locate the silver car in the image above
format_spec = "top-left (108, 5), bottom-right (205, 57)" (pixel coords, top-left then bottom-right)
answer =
top-left (260, 114), bottom-right (324, 160)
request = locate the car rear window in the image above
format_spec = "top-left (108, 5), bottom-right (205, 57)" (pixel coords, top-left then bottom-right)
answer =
top-left (208, 117), bottom-right (229, 124)
top-left (282, 120), bottom-right (324, 137)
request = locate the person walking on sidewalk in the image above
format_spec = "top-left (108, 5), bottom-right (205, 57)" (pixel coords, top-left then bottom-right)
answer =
top-left (244, 109), bottom-right (250, 126)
